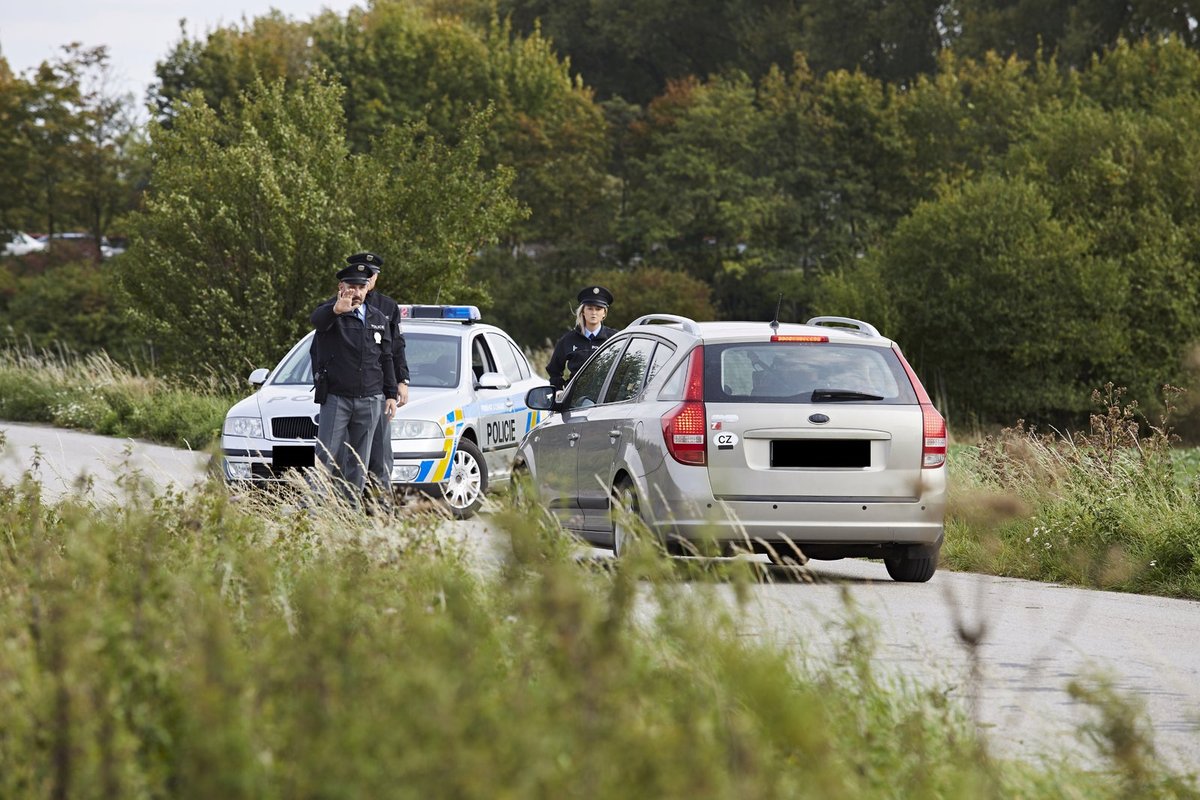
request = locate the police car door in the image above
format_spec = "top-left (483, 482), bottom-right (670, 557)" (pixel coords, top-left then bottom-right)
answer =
top-left (473, 333), bottom-right (525, 481)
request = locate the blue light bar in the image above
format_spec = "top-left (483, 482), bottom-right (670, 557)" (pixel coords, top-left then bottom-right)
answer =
top-left (398, 304), bottom-right (481, 322)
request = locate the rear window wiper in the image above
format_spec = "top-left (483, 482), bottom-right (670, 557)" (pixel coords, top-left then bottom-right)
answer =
top-left (811, 389), bottom-right (885, 402)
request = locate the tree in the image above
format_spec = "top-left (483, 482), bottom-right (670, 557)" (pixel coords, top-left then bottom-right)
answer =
top-left (799, 0), bottom-right (948, 85)
top-left (120, 77), bottom-right (521, 376)
top-left (949, 0), bottom-right (1200, 69)
top-left (847, 175), bottom-right (1126, 425)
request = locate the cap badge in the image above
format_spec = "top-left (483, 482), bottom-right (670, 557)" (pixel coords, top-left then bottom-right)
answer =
top-left (593, 287), bottom-right (599, 294)
top-left (357, 264), bottom-right (366, 272)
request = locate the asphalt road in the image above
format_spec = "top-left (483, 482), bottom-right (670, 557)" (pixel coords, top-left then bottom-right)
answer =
top-left (0, 420), bottom-right (212, 501)
top-left (2, 420), bottom-right (1198, 773)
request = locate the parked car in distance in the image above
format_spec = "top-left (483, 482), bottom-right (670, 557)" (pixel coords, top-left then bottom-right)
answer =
top-left (45, 232), bottom-right (115, 259)
top-left (221, 305), bottom-right (547, 518)
top-left (2, 231), bottom-right (48, 257)
top-left (513, 315), bottom-right (948, 582)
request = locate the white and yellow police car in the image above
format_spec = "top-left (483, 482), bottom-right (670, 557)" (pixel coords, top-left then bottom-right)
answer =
top-left (221, 305), bottom-right (546, 517)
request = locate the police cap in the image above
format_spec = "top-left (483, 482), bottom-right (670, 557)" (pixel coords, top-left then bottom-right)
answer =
top-left (347, 252), bottom-right (384, 274)
top-left (336, 263), bottom-right (373, 285)
top-left (577, 285), bottom-right (614, 308)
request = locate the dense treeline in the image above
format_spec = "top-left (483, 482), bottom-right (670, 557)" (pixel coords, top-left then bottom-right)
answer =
top-left (4, 1), bottom-right (1200, 429)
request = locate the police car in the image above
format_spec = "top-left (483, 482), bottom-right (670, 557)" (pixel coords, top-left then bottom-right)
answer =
top-left (221, 305), bottom-right (546, 518)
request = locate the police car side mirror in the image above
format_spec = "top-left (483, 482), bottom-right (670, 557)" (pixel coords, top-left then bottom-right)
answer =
top-left (525, 385), bottom-right (558, 411)
top-left (248, 368), bottom-right (269, 388)
top-left (476, 371), bottom-right (511, 390)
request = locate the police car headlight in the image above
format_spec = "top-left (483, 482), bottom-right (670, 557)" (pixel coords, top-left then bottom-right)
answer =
top-left (226, 461), bottom-right (253, 480)
top-left (391, 419), bottom-right (443, 440)
top-left (223, 416), bottom-right (264, 438)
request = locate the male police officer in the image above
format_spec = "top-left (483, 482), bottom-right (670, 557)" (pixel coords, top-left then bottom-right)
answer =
top-left (546, 285), bottom-right (617, 390)
top-left (344, 252), bottom-right (410, 506)
top-left (310, 260), bottom-right (398, 502)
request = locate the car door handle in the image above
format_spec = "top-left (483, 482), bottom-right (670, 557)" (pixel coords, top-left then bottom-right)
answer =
top-left (505, 399), bottom-right (514, 407)
top-left (608, 430), bottom-right (621, 438)
top-left (567, 433), bottom-right (580, 442)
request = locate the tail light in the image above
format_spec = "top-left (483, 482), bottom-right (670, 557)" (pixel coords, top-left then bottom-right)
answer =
top-left (662, 347), bottom-right (706, 466)
top-left (892, 344), bottom-right (947, 469)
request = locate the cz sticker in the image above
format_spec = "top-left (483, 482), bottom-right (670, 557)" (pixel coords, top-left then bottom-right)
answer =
top-left (714, 432), bottom-right (739, 450)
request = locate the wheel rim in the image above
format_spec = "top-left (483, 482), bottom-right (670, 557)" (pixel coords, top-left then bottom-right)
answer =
top-left (443, 449), bottom-right (483, 508)
top-left (612, 486), bottom-right (635, 556)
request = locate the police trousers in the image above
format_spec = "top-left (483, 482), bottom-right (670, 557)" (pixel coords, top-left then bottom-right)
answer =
top-left (315, 393), bottom-right (382, 496)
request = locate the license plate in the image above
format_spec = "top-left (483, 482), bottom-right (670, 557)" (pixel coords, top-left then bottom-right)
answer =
top-left (273, 445), bottom-right (315, 469)
top-left (770, 439), bottom-right (870, 468)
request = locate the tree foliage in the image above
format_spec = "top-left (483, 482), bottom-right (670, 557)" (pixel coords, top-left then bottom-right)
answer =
top-left (120, 77), bottom-right (521, 376)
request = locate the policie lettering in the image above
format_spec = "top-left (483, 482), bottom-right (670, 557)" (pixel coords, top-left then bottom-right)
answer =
top-left (486, 418), bottom-right (517, 448)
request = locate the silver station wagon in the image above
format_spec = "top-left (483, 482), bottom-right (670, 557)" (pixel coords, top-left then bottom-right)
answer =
top-left (514, 315), bottom-right (948, 581)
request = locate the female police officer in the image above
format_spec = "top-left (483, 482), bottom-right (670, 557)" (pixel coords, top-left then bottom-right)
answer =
top-left (546, 285), bottom-right (617, 390)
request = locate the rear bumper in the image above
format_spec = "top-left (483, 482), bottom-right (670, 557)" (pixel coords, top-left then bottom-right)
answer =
top-left (638, 461), bottom-right (946, 555)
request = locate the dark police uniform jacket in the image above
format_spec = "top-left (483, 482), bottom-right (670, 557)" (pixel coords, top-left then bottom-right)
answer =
top-left (546, 325), bottom-right (617, 389)
top-left (365, 290), bottom-right (410, 385)
top-left (309, 300), bottom-right (398, 401)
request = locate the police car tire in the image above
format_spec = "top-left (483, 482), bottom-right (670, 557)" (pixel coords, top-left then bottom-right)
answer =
top-left (437, 437), bottom-right (488, 519)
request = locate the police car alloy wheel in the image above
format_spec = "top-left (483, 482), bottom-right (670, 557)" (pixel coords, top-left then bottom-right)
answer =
top-left (436, 438), bottom-right (487, 519)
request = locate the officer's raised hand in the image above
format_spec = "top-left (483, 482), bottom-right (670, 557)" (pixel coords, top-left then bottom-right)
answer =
top-left (333, 284), bottom-right (357, 315)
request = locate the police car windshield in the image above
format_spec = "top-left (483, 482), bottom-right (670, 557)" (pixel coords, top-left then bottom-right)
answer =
top-left (404, 333), bottom-right (460, 388)
top-left (271, 332), bottom-right (462, 389)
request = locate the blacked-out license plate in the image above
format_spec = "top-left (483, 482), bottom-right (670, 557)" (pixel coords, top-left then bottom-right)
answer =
top-left (770, 440), bottom-right (870, 468)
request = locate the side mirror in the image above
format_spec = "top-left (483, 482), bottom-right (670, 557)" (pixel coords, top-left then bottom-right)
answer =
top-left (525, 385), bottom-right (558, 411)
top-left (476, 371), bottom-right (511, 390)
top-left (248, 368), bottom-right (269, 387)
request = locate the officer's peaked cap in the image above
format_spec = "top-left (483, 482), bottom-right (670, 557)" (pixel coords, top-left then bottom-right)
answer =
top-left (336, 263), bottom-right (372, 285)
top-left (346, 252), bottom-right (383, 273)
top-left (577, 285), bottom-right (614, 308)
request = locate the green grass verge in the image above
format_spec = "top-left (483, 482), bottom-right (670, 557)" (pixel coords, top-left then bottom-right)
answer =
top-left (944, 387), bottom-right (1200, 599)
top-left (0, 348), bottom-right (235, 450)
top-left (0, 466), bottom-right (1195, 798)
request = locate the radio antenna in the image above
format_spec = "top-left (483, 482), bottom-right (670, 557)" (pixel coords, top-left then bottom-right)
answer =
top-left (769, 294), bottom-right (783, 332)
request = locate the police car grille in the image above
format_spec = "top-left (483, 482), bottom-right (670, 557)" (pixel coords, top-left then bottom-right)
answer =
top-left (272, 417), bottom-right (318, 439)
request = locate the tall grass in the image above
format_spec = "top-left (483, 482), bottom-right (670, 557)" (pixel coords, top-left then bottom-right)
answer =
top-left (0, 345), bottom-right (235, 450)
top-left (945, 385), bottom-right (1200, 599)
top-left (0, 456), bottom-right (1196, 798)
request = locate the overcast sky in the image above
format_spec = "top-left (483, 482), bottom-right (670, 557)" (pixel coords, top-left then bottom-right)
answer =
top-left (1, 0), bottom-right (360, 103)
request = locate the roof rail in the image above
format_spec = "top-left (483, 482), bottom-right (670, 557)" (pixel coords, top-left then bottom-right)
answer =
top-left (805, 316), bottom-right (881, 338)
top-left (629, 313), bottom-right (702, 336)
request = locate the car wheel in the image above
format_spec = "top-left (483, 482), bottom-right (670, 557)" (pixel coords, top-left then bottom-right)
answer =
top-left (611, 480), bottom-right (641, 558)
top-left (884, 546), bottom-right (939, 583)
top-left (438, 438), bottom-right (488, 519)
top-left (508, 460), bottom-right (533, 506)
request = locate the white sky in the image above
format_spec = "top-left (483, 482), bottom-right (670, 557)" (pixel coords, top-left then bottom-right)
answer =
top-left (1, 0), bottom-right (361, 104)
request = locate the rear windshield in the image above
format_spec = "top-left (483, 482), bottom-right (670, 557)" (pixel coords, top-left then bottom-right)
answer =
top-left (703, 342), bottom-right (917, 404)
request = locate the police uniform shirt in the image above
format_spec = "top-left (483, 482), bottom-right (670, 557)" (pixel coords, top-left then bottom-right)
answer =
top-left (365, 290), bottom-right (410, 384)
top-left (546, 325), bottom-right (618, 389)
top-left (310, 298), bottom-right (398, 400)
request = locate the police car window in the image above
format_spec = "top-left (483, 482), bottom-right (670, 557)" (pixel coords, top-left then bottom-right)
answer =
top-left (471, 336), bottom-right (494, 382)
top-left (603, 337), bottom-right (657, 404)
top-left (273, 337), bottom-right (316, 385)
top-left (506, 340), bottom-right (532, 380)
top-left (403, 333), bottom-right (460, 388)
top-left (566, 342), bottom-right (623, 410)
top-left (484, 332), bottom-right (523, 381)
